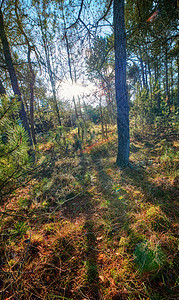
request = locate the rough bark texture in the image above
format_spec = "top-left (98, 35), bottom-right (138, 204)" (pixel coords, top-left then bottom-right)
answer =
top-left (0, 7), bottom-right (32, 146)
top-left (114, 0), bottom-right (130, 167)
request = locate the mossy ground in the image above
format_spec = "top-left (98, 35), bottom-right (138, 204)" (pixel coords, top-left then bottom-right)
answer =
top-left (0, 125), bottom-right (178, 299)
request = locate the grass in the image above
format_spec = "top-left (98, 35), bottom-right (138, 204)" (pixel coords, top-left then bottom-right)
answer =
top-left (0, 124), bottom-right (178, 299)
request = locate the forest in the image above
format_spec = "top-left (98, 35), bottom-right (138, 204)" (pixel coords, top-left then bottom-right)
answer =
top-left (0, 0), bottom-right (178, 299)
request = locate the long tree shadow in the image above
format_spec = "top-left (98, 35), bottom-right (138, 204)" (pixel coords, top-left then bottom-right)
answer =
top-left (121, 162), bottom-right (179, 220)
top-left (58, 152), bottom-right (102, 299)
top-left (60, 152), bottom-right (178, 299)
top-left (82, 215), bottom-right (101, 299)
top-left (89, 151), bottom-right (126, 214)
top-left (90, 151), bottom-right (113, 195)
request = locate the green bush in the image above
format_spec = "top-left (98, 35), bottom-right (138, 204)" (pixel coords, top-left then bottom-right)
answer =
top-left (0, 95), bottom-right (31, 195)
top-left (160, 147), bottom-right (179, 174)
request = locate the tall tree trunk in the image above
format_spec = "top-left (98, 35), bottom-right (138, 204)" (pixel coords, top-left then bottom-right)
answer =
top-left (147, 56), bottom-right (152, 93)
top-left (37, 8), bottom-right (61, 126)
top-left (164, 47), bottom-right (170, 107)
top-left (0, 7), bottom-right (32, 146)
top-left (139, 45), bottom-right (146, 88)
top-left (78, 96), bottom-right (86, 124)
top-left (28, 48), bottom-right (37, 145)
top-left (155, 57), bottom-right (161, 111)
top-left (144, 61), bottom-right (148, 90)
top-left (43, 40), bottom-right (61, 126)
top-left (177, 56), bottom-right (179, 114)
top-left (114, 0), bottom-right (130, 167)
top-left (73, 96), bottom-right (79, 123)
top-left (170, 60), bottom-right (174, 109)
top-left (99, 97), bottom-right (104, 140)
top-left (15, 0), bottom-right (37, 144)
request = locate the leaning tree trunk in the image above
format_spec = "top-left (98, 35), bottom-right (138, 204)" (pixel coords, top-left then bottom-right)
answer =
top-left (15, 0), bottom-right (37, 144)
top-left (114, 0), bottom-right (130, 167)
top-left (28, 47), bottom-right (37, 145)
top-left (0, 7), bottom-right (32, 146)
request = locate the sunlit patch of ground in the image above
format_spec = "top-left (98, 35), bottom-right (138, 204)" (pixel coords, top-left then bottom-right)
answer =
top-left (0, 128), bottom-right (178, 299)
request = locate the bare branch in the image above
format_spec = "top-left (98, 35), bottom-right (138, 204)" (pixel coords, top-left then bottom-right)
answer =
top-left (66, 0), bottom-right (84, 30)
top-left (96, 0), bottom-right (113, 26)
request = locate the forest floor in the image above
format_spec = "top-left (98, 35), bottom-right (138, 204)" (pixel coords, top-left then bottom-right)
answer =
top-left (0, 125), bottom-right (179, 300)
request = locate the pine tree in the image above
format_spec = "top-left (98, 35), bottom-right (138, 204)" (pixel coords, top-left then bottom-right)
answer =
top-left (0, 95), bottom-right (31, 196)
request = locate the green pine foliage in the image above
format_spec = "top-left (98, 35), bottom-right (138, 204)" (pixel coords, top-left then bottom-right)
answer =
top-left (0, 95), bottom-right (31, 195)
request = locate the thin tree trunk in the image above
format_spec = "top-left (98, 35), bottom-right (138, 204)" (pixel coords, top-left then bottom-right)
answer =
top-left (147, 57), bottom-right (152, 93)
top-left (164, 47), bottom-right (170, 107)
top-left (44, 41), bottom-right (61, 126)
top-left (177, 56), bottom-right (179, 114)
top-left (28, 48), bottom-right (37, 144)
top-left (114, 0), bottom-right (130, 167)
top-left (99, 97), bottom-right (104, 140)
top-left (0, 7), bottom-right (32, 146)
top-left (37, 7), bottom-right (61, 126)
top-left (73, 96), bottom-right (79, 120)
top-left (139, 45), bottom-right (146, 88)
top-left (144, 61), bottom-right (148, 90)
top-left (15, 0), bottom-right (37, 144)
top-left (78, 96), bottom-right (86, 124)
top-left (170, 60), bottom-right (174, 109)
top-left (156, 57), bottom-right (161, 111)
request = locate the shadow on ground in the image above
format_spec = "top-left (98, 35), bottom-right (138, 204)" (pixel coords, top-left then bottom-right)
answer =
top-left (121, 162), bottom-right (179, 220)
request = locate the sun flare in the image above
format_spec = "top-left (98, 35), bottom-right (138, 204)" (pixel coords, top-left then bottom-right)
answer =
top-left (59, 81), bottom-right (95, 100)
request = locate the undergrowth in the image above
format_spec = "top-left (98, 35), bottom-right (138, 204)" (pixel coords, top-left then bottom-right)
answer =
top-left (0, 124), bottom-right (178, 300)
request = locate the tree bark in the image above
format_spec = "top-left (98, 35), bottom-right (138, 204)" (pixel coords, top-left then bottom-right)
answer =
top-left (170, 60), bottom-right (174, 109)
top-left (177, 55), bottom-right (179, 114)
top-left (99, 97), bottom-right (104, 140)
top-left (164, 47), bottom-right (170, 107)
top-left (43, 39), bottom-right (61, 126)
top-left (28, 47), bottom-right (37, 145)
top-left (78, 95), bottom-right (86, 124)
top-left (155, 56), bottom-right (161, 111)
top-left (0, 7), bottom-right (32, 146)
top-left (139, 45), bottom-right (146, 88)
top-left (114, 0), bottom-right (130, 167)
top-left (73, 96), bottom-right (79, 120)
top-left (15, 0), bottom-right (37, 144)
